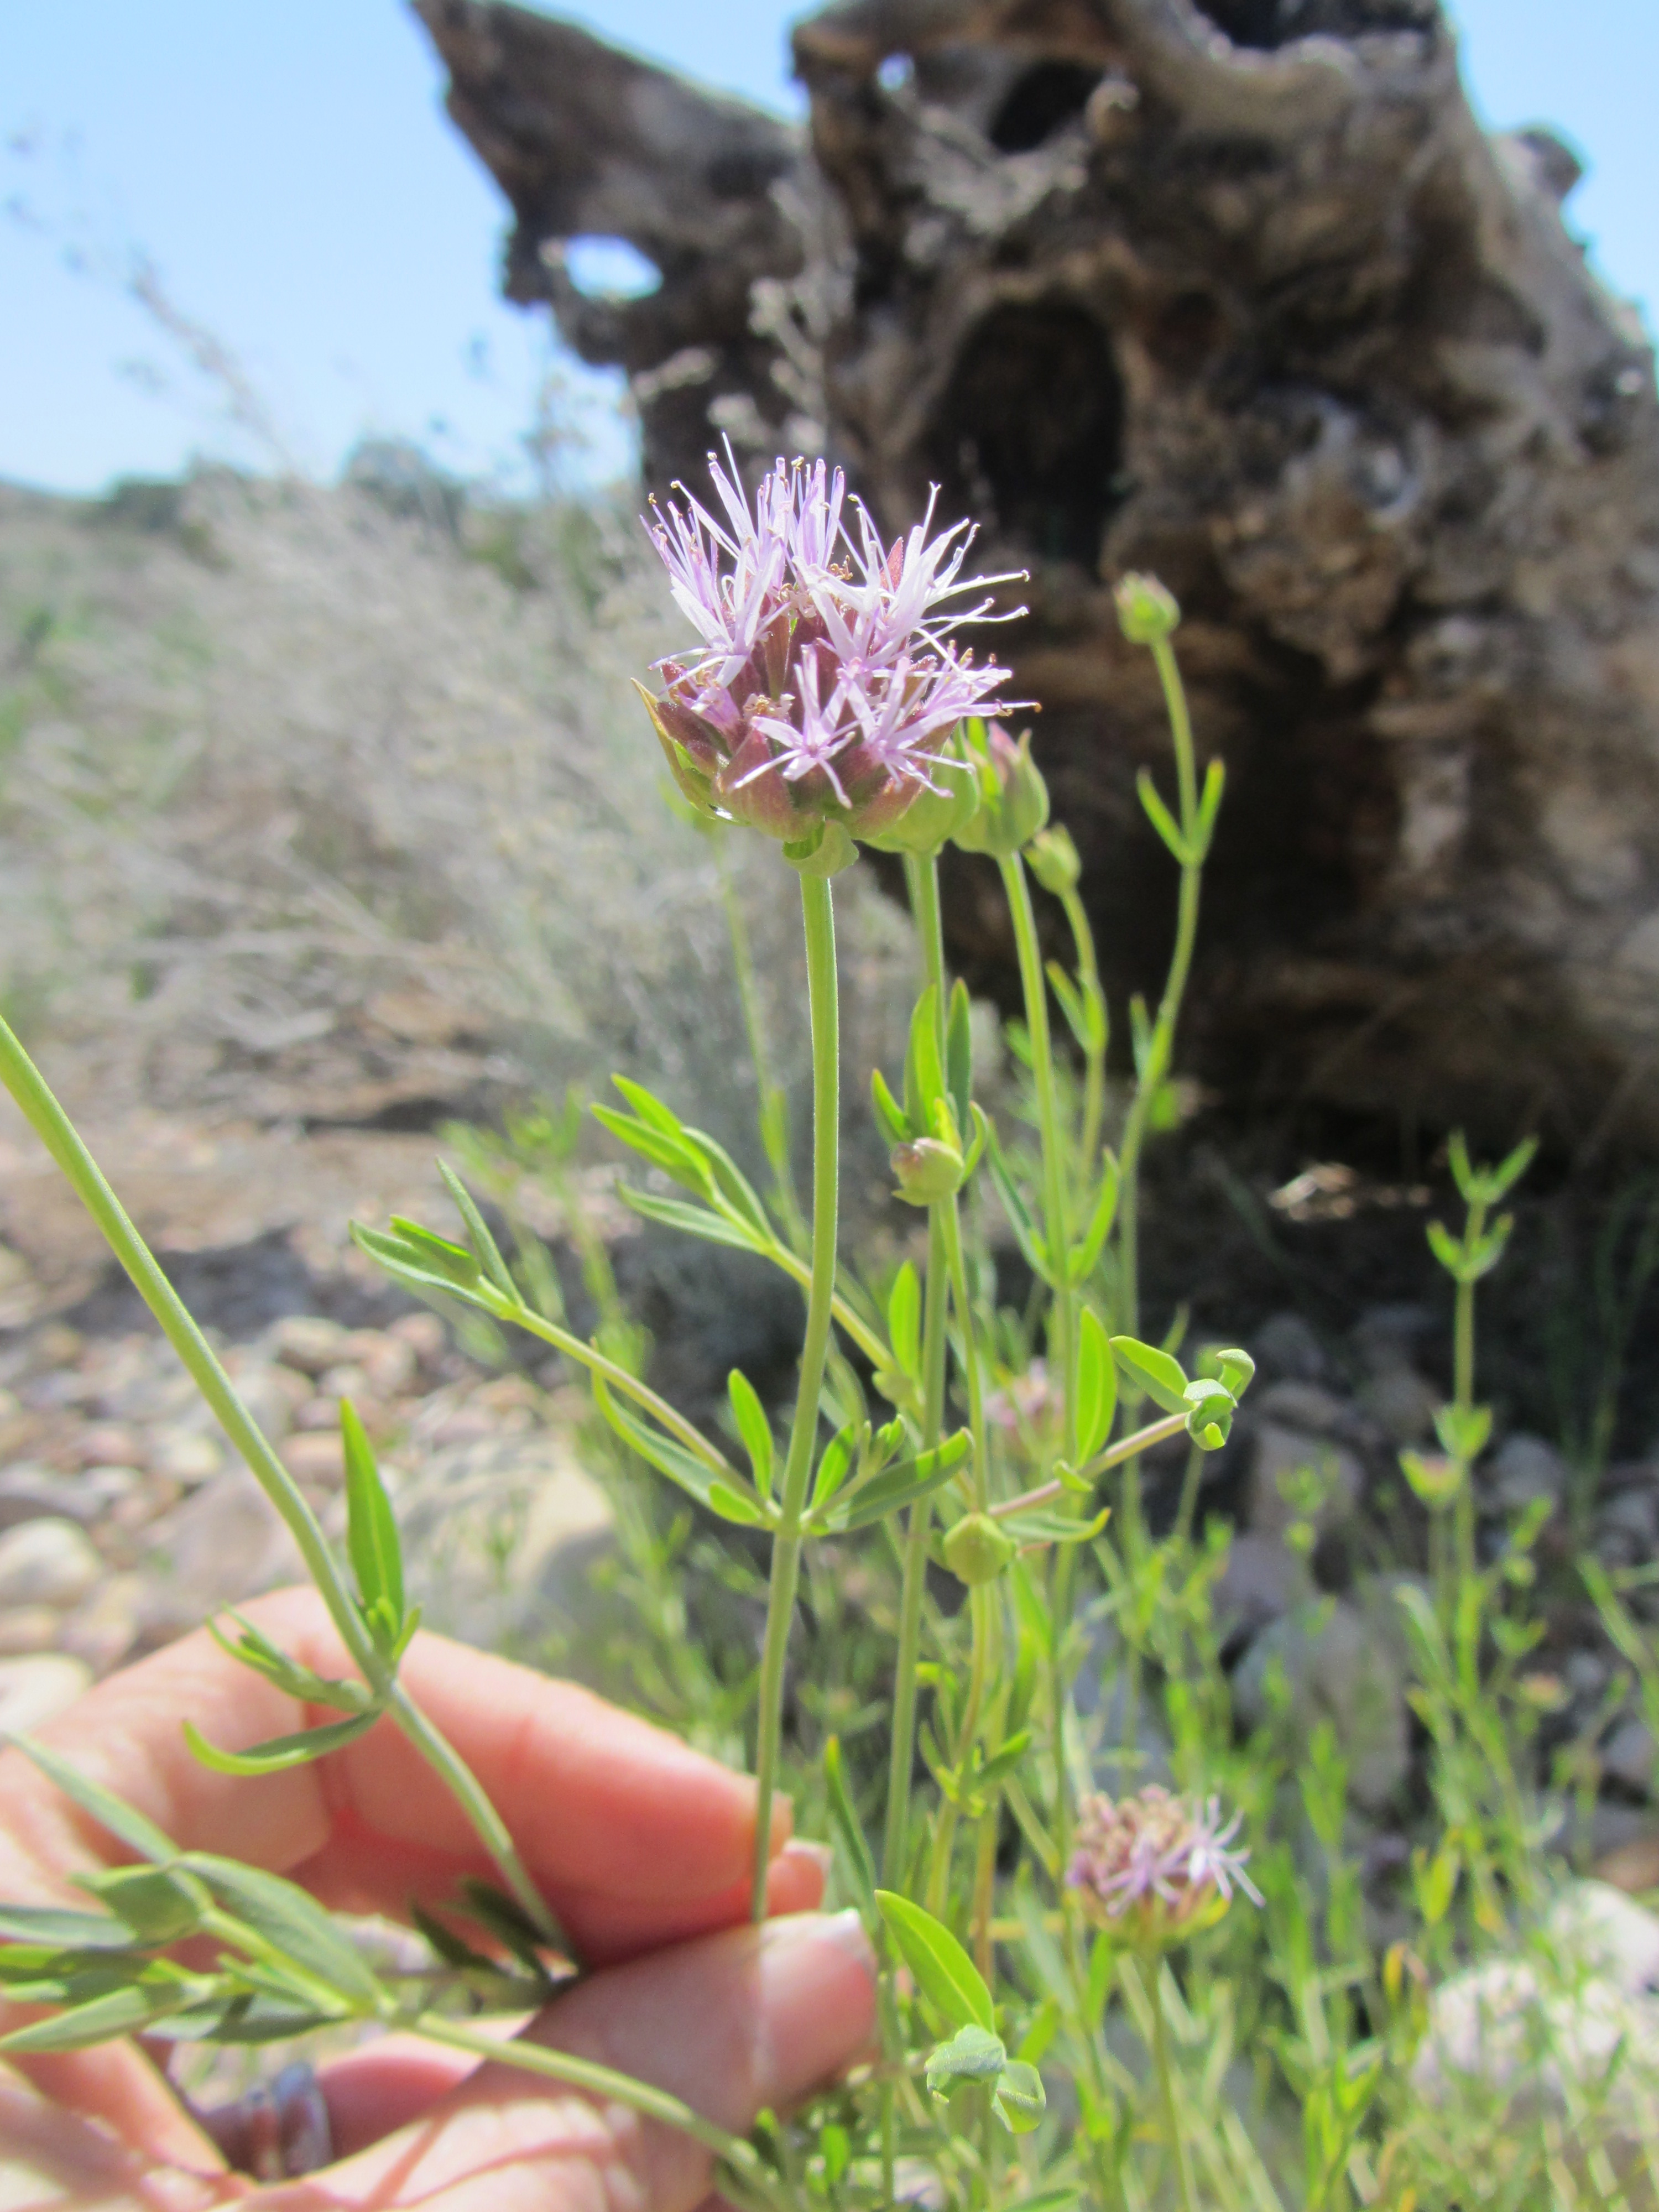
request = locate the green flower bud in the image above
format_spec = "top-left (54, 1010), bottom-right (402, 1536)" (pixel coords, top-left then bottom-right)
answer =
top-left (1026, 825), bottom-right (1081, 896)
top-left (1400, 1449), bottom-right (1464, 1511)
top-left (891, 1136), bottom-right (965, 1206)
top-left (1114, 572), bottom-right (1181, 646)
top-left (943, 1511), bottom-right (1016, 1587)
top-left (863, 740), bottom-right (982, 856)
top-left (952, 721), bottom-right (1050, 859)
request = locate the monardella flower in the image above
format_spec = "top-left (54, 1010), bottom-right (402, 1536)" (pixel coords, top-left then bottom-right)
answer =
top-left (640, 447), bottom-right (1024, 851)
top-left (1068, 1786), bottom-right (1262, 1947)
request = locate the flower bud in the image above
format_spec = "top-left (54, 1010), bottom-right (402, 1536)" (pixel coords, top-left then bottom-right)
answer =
top-left (1025, 825), bottom-right (1081, 896)
top-left (952, 721), bottom-right (1049, 859)
top-left (943, 1511), bottom-right (1016, 1587)
top-left (891, 1136), bottom-right (964, 1206)
top-left (1114, 572), bottom-right (1181, 646)
top-left (1400, 1449), bottom-right (1464, 1511)
top-left (862, 740), bottom-right (981, 855)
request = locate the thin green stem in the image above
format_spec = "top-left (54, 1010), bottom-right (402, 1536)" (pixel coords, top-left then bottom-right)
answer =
top-left (1148, 1961), bottom-right (1198, 2212)
top-left (885, 852), bottom-right (952, 1889)
top-left (0, 1014), bottom-right (559, 1939)
top-left (941, 1199), bottom-right (989, 1512)
top-left (1060, 882), bottom-right (1107, 1179)
top-left (752, 872), bottom-right (841, 1919)
top-left (1116, 636), bottom-right (1205, 1352)
top-left (413, 2013), bottom-right (784, 2205)
top-left (999, 852), bottom-right (1076, 1463)
top-left (986, 1413), bottom-right (1189, 1517)
top-left (717, 833), bottom-right (806, 1250)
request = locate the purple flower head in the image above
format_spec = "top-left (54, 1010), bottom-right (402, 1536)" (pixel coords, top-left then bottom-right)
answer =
top-left (641, 446), bottom-right (1024, 848)
top-left (1067, 1786), bottom-right (1262, 1948)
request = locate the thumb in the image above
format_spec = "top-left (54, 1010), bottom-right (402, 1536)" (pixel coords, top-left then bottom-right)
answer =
top-left (307, 1910), bottom-right (877, 2211)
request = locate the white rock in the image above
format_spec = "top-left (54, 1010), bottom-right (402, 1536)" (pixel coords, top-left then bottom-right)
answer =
top-left (0, 1653), bottom-right (92, 1733)
top-left (1413, 1882), bottom-right (1659, 2193)
top-left (0, 1517), bottom-right (104, 1610)
top-left (1603, 1717), bottom-right (1657, 1797)
top-left (1489, 1432), bottom-right (1569, 1515)
top-left (1232, 1594), bottom-right (1408, 1811)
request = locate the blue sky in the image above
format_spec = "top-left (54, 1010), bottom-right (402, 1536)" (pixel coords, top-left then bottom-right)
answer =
top-left (2, 2), bottom-right (1655, 495)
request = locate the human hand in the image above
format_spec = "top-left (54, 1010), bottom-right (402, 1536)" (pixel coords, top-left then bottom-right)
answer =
top-left (0, 1585), bottom-right (875, 2208)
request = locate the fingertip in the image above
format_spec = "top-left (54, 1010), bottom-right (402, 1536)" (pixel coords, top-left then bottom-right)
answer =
top-left (766, 1838), bottom-right (831, 1916)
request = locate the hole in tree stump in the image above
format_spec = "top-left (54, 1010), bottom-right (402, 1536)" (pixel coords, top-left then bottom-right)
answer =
top-left (988, 61), bottom-right (1105, 152)
top-left (926, 302), bottom-right (1124, 567)
top-left (1192, 0), bottom-right (1436, 45)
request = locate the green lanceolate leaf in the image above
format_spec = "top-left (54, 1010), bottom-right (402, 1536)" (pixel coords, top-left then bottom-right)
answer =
top-left (609, 1075), bottom-right (684, 1139)
top-left (1136, 769), bottom-right (1191, 865)
top-left (617, 1186), bottom-right (760, 1254)
top-left (727, 1369), bottom-right (774, 1500)
top-left (1425, 1218), bottom-right (1466, 1280)
top-left (1074, 1308), bottom-right (1117, 1462)
top-left (904, 985), bottom-right (947, 1133)
top-left (997, 1504), bottom-right (1110, 1550)
top-left (9, 1739), bottom-right (176, 1865)
top-left (180, 1854), bottom-right (379, 2006)
top-left (986, 1129), bottom-right (1051, 1285)
top-left (993, 2057), bottom-right (1047, 2133)
top-left (76, 1865), bottom-right (207, 1946)
top-left (351, 1219), bottom-right (482, 1303)
top-left (0, 1904), bottom-right (138, 1951)
top-left (815, 1433), bottom-right (971, 1535)
top-left (680, 1128), bottom-right (773, 1243)
top-left (341, 1401), bottom-right (405, 1647)
top-left (946, 979), bottom-right (973, 1138)
top-left (1191, 756), bottom-right (1227, 862)
top-left (926, 2021), bottom-right (1006, 2097)
top-left (591, 1105), bottom-right (717, 1202)
top-left (1109, 1335), bottom-right (1190, 1415)
top-left (1070, 1156), bottom-right (1120, 1284)
top-left (1434, 1401), bottom-right (1493, 1464)
top-left (823, 1736), bottom-right (877, 1918)
top-left (182, 1710), bottom-right (382, 1778)
top-left (436, 1161), bottom-right (516, 1300)
top-left (159, 1986), bottom-right (351, 2047)
top-left (810, 1422), bottom-right (862, 1513)
top-left (887, 1261), bottom-right (921, 1381)
top-left (705, 1481), bottom-right (771, 1528)
top-left (0, 1976), bottom-right (200, 2054)
top-left (458, 1876), bottom-right (567, 1977)
top-left (877, 1890), bottom-right (995, 2033)
top-left (591, 1376), bottom-right (750, 1518)
top-left (872, 1065), bottom-right (912, 1147)
top-left (206, 1611), bottom-right (372, 1715)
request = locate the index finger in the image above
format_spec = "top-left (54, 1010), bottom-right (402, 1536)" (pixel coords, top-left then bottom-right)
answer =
top-left (2, 1588), bottom-right (799, 1961)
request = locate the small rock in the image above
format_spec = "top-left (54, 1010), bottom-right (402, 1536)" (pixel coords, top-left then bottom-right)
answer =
top-left (147, 1427), bottom-right (226, 1485)
top-left (0, 1606), bottom-right (68, 1657)
top-left (1489, 1433), bottom-right (1569, 1516)
top-left (1249, 1423), bottom-right (1364, 1542)
top-left (0, 1463), bottom-right (137, 1531)
top-left (1595, 1830), bottom-right (1659, 1895)
top-left (0, 1517), bottom-right (104, 1610)
top-left (1251, 1380), bottom-right (1352, 1432)
top-left (1567, 1650), bottom-right (1610, 1702)
top-left (1352, 1303), bottom-right (1435, 1375)
top-left (141, 1469), bottom-right (303, 1636)
top-left (1596, 1489), bottom-right (1658, 1566)
top-left (61, 1574), bottom-right (147, 1675)
top-left (273, 1315), bottom-right (350, 1376)
top-left (357, 1335), bottom-right (418, 1399)
top-left (1357, 1366), bottom-right (1439, 1446)
top-left (281, 1432), bottom-right (346, 1486)
top-left (1603, 1718), bottom-right (1656, 1796)
top-left (388, 1312), bottom-right (446, 1368)
top-left (1212, 1532), bottom-right (1314, 1645)
top-left (1249, 1313), bottom-right (1328, 1384)
top-left (71, 1422), bottom-right (145, 1471)
top-left (0, 1653), bottom-right (92, 1733)
top-left (1233, 1595), bottom-right (1410, 1811)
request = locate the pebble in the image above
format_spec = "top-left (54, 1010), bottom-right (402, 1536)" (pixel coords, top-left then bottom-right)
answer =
top-left (0, 1463), bottom-right (138, 1531)
top-left (1248, 1422), bottom-right (1364, 1542)
top-left (147, 1427), bottom-right (226, 1485)
top-left (273, 1314), bottom-right (351, 1376)
top-left (1603, 1717), bottom-right (1656, 1796)
top-left (1488, 1432), bottom-right (1569, 1516)
top-left (0, 1606), bottom-right (68, 1657)
top-left (69, 1422), bottom-right (144, 1470)
top-left (1248, 1311), bottom-right (1328, 1384)
top-left (0, 1653), bottom-right (92, 1733)
top-left (0, 1517), bottom-right (105, 1610)
top-left (281, 1432), bottom-right (347, 1485)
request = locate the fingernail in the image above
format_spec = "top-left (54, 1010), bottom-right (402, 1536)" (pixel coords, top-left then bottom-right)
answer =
top-left (781, 1838), bottom-right (834, 1879)
top-left (755, 1911), bottom-right (877, 2101)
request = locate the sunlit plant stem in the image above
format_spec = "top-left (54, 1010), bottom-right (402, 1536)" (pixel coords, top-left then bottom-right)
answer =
top-left (0, 1012), bottom-right (557, 1942)
top-left (752, 871), bottom-right (841, 1918)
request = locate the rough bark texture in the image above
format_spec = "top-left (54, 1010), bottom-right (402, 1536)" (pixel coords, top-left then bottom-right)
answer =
top-left (415, 0), bottom-right (1659, 1152)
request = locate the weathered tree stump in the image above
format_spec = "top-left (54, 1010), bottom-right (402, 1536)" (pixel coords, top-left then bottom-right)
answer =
top-left (416, 0), bottom-right (1659, 1152)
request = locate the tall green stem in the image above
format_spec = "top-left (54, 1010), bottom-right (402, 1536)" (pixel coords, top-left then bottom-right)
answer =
top-left (0, 1014), bottom-right (556, 1940)
top-left (1059, 881), bottom-right (1107, 1178)
top-left (885, 853), bottom-right (951, 1888)
top-left (752, 872), bottom-right (841, 1919)
top-left (1116, 636), bottom-right (1204, 1350)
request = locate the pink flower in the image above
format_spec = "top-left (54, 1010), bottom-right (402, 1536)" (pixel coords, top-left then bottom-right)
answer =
top-left (1068, 1786), bottom-right (1261, 1946)
top-left (641, 446), bottom-right (1024, 846)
